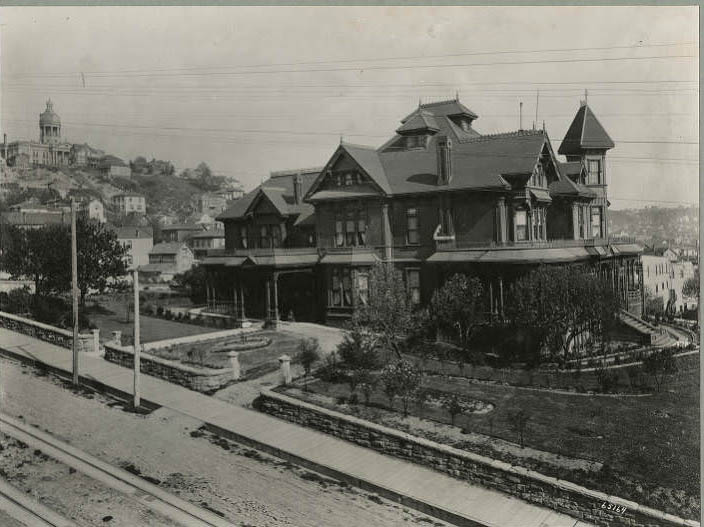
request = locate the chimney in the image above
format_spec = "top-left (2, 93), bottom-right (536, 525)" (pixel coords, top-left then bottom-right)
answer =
top-left (436, 136), bottom-right (453, 185)
top-left (293, 173), bottom-right (303, 204)
top-left (519, 102), bottom-right (523, 130)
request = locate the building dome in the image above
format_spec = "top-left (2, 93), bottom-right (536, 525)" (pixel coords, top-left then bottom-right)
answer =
top-left (39, 99), bottom-right (61, 126)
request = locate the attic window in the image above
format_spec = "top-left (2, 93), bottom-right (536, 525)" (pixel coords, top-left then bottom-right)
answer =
top-left (406, 135), bottom-right (427, 149)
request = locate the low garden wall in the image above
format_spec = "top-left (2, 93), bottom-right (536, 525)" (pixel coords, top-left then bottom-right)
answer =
top-left (0, 310), bottom-right (99, 354)
top-left (104, 343), bottom-right (235, 393)
top-left (257, 389), bottom-right (697, 527)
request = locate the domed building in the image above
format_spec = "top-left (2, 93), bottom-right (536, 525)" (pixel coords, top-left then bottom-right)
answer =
top-left (4, 99), bottom-right (73, 168)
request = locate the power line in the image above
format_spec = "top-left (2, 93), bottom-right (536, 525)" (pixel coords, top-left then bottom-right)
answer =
top-left (6, 53), bottom-right (695, 80)
top-left (6, 41), bottom-right (696, 79)
top-left (1, 117), bottom-right (698, 145)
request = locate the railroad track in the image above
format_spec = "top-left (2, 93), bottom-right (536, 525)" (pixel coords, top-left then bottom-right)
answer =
top-left (0, 477), bottom-right (78, 527)
top-left (0, 412), bottom-right (236, 527)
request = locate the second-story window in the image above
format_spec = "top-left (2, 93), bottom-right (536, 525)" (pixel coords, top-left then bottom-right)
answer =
top-left (406, 269), bottom-right (421, 305)
top-left (335, 209), bottom-right (367, 247)
top-left (438, 207), bottom-right (454, 236)
top-left (259, 225), bottom-right (271, 248)
top-left (515, 209), bottom-right (528, 241)
top-left (406, 207), bottom-right (419, 245)
top-left (587, 158), bottom-right (602, 185)
top-left (239, 225), bottom-right (248, 249)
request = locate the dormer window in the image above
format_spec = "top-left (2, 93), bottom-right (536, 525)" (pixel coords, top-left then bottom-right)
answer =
top-left (406, 135), bottom-right (427, 149)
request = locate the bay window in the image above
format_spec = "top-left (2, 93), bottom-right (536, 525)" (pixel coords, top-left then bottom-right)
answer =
top-left (357, 272), bottom-right (369, 306)
top-left (330, 268), bottom-right (353, 307)
top-left (335, 208), bottom-right (367, 247)
top-left (591, 206), bottom-right (602, 238)
top-left (515, 209), bottom-right (528, 241)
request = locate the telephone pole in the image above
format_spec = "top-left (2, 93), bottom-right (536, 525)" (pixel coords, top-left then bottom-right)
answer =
top-left (71, 199), bottom-right (79, 386)
top-left (133, 268), bottom-right (141, 408)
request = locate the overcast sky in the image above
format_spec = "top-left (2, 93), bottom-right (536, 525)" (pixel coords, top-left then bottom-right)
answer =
top-left (0, 6), bottom-right (698, 209)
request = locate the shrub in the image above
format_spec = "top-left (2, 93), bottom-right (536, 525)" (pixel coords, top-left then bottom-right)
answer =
top-left (442, 394), bottom-right (464, 425)
top-left (380, 360), bottom-right (422, 416)
top-left (297, 338), bottom-right (321, 392)
top-left (156, 305), bottom-right (164, 316)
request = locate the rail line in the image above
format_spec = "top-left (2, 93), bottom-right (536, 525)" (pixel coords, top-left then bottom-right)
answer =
top-left (0, 412), bottom-right (236, 527)
top-left (0, 477), bottom-right (78, 527)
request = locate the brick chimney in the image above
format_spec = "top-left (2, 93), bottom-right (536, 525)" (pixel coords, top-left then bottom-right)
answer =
top-left (436, 136), bottom-right (453, 185)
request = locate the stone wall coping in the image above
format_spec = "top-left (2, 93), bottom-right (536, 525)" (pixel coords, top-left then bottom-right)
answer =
top-left (104, 344), bottom-right (232, 376)
top-left (0, 310), bottom-right (86, 339)
top-left (261, 388), bottom-right (700, 527)
top-left (143, 326), bottom-right (259, 352)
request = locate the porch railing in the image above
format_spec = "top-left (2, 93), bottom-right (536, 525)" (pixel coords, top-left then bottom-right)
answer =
top-left (435, 236), bottom-right (638, 251)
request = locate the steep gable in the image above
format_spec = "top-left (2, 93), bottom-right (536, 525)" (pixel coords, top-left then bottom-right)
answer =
top-left (558, 104), bottom-right (615, 155)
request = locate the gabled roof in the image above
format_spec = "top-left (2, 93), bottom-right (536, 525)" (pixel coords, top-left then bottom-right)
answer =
top-left (217, 168), bottom-right (318, 221)
top-left (190, 228), bottom-right (225, 239)
top-left (161, 223), bottom-right (206, 232)
top-left (548, 177), bottom-right (596, 199)
top-left (558, 104), bottom-right (614, 155)
top-left (150, 242), bottom-right (189, 255)
top-left (111, 226), bottom-right (153, 239)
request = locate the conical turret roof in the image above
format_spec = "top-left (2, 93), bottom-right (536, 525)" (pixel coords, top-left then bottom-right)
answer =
top-left (558, 103), bottom-right (614, 155)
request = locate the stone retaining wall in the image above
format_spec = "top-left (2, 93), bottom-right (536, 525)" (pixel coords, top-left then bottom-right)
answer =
top-left (257, 389), bottom-right (697, 527)
top-left (103, 344), bottom-right (234, 392)
top-left (0, 311), bottom-right (98, 353)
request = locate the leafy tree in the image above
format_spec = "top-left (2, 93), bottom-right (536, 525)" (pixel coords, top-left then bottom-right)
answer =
top-left (173, 266), bottom-right (207, 304)
top-left (505, 265), bottom-right (619, 364)
top-left (644, 287), bottom-right (665, 319)
top-left (358, 371), bottom-right (377, 406)
top-left (130, 156), bottom-right (148, 174)
top-left (337, 328), bottom-right (380, 396)
top-left (379, 360), bottom-right (422, 417)
top-left (353, 262), bottom-right (414, 359)
top-left (642, 348), bottom-right (678, 392)
top-left (297, 338), bottom-right (321, 392)
top-left (507, 408), bottom-right (531, 448)
top-left (683, 275), bottom-right (699, 299)
top-left (0, 221), bottom-right (126, 303)
top-left (428, 274), bottom-right (486, 351)
top-left (442, 394), bottom-right (464, 426)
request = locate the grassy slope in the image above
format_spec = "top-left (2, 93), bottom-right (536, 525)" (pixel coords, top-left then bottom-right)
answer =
top-left (296, 356), bottom-right (700, 519)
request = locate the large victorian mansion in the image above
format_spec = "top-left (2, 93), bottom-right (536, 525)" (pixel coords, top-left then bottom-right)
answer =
top-left (202, 97), bottom-right (645, 344)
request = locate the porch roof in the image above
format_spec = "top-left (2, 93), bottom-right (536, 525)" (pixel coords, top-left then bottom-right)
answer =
top-left (200, 256), bottom-right (248, 266)
top-left (428, 246), bottom-right (592, 264)
top-left (319, 252), bottom-right (380, 265)
top-left (245, 253), bottom-right (320, 268)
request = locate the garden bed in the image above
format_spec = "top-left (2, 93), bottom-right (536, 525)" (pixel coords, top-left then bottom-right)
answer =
top-left (279, 360), bottom-right (700, 521)
top-left (147, 330), bottom-right (304, 378)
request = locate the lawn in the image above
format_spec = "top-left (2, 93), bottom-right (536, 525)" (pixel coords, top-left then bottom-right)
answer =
top-left (287, 354), bottom-right (700, 520)
top-left (86, 296), bottom-right (216, 344)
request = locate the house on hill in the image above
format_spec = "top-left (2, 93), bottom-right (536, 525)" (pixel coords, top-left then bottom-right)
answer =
top-left (160, 222), bottom-right (207, 243)
top-left (111, 226), bottom-right (153, 271)
top-left (112, 192), bottom-right (146, 215)
top-left (139, 242), bottom-right (194, 282)
top-left (99, 155), bottom-right (131, 178)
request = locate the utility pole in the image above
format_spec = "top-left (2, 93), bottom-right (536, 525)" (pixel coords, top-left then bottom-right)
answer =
top-left (71, 199), bottom-right (79, 386)
top-left (133, 269), bottom-right (141, 408)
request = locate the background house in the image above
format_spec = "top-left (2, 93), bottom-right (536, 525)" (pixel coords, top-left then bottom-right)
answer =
top-left (139, 242), bottom-right (194, 282)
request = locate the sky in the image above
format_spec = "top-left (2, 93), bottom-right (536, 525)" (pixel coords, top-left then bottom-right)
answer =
top-left (0, 5), bottom-right (698, 209)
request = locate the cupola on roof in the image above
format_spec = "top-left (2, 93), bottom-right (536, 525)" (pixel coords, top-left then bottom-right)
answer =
top-left (39, 99), bottom-right (61, 126)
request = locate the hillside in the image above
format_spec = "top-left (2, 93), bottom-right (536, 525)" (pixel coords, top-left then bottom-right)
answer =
top-left (609, 206), bottom-right (698, 246)
top-left (2, 166), bottom-right (206, 220)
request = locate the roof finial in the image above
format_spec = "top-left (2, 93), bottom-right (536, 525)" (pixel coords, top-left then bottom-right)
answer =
top-left (542, 120), bottom-right (546, 132)
top-left (418, 97), bottom-right (422, 108)
top-left (584, 89), bottom-right (588, 105)
top-left (455, 89), bottom-right (459, 101)
top-left (339, 134), bottom-right (344, 145)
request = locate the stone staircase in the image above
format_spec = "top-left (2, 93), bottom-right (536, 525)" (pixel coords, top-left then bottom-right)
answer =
top-left (617, 309), bottom-right (673, 347)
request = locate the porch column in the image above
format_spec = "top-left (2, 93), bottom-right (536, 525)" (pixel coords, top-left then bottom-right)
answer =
top-left (489, 280), bottom-right (494, 315)
top-left (271, 272), bottom-right (280, 328)
top-left (572, 204), bottom-right (580, 239)
top-left (238, 281), bottom-right (246, 321)
top-left (206, 280), bottom-right (211, 309)
top-left (498, 275), bottom-right (504, 319)
top-left (496, 197), bottom-right (507, 244)
top-left (232, 283), bottom-right (238, 316)
top-left (265, 278), bottom-right (271, 325)
top-left (381, 202), bottom-right (393, 262)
